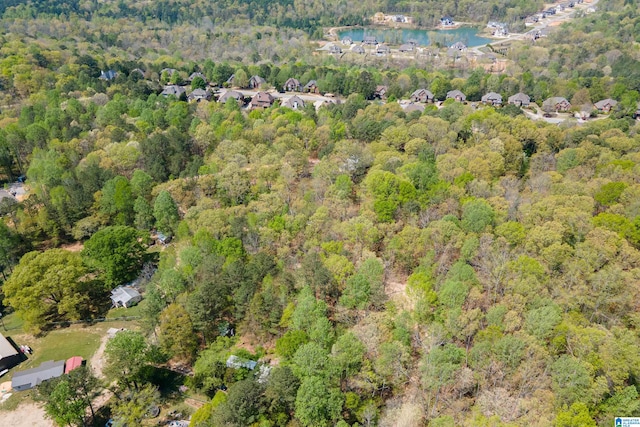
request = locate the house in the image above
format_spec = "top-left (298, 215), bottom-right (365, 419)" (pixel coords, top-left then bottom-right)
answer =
top-left (352, 45), bottom-right (365, 54)
top-left (161, 85), bottom-right (186, 98)
top-left (250, 92), bottom-right (275, 109)
top-left (226, 74), bottom-right (235, 86)
top-left (99, 70), bottom-right (117, 81)
top-left (219, 90), bottom-right (244, 104)
top-left (329, 45), bottom-right (342, 55)
top-left (450, 41), bottom-right (467, 51)
top-left (635, 102), bottom-right (640, 119)
top-left (441, 16), bottom-right (454, 26)
top-left (12, 360), bottom-right (65, 391)
top-left (543, 97), bottom-right (571, 112)
top-left (594, 98), bottom-right (617, 113)
top-left (130, 68), bottom-right (145, 77)
top-left (341, 36), bottom-right (353, 45)
top-left (374, 85), bottom-right (388, 99)
top-left (410, 89), bottom-right (434, 103)
top-left (226, 355), bottom-right (257, 370)
top-left (283, 78), bottom-right (302, 92)
top-left (363, 36), bottom-right (378, 46)
top-left (64, 357), bottom-right (83, 374)
top-left (376, 45), bottom-right (390, 55)
top-left (155, 232), bottom-right (172, 245)
top-left (110, 286), bottom-right (142, 308)
top-left (304, 80), bottom-right (320, 94)
top-left (446, 90), bottom-right (466, 102)
top-left (160, 68), bottom-right (178, 78)
top-left (283, 95), bottom-right (305, 110)
top-left (399, 44), bottom-right (414, 53)
top-left (0, 334), bottom-right (21, 372)
top-left (187, 72), bottom-right (206, 82)
top-left (248, 75), bottom-right (267, 89)
top-left (481, 92), bottom-right (503, 106)
top-left (508, 92), bottom-right (531, 107)
top-left (188, 88), bottom-right (212, 102)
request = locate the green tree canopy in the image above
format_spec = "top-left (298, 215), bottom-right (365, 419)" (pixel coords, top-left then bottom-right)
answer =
top-left (3, 249), bottom-right (95, 332)
top-left (82, 225), bottom-right (148, 287)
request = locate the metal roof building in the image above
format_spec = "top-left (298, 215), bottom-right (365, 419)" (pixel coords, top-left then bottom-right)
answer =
top-left (11, 360), bottom-right (65, 391)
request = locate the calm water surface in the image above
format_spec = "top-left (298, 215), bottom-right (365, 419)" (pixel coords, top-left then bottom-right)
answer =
top-left (337, 27), bottom-right (492, 47)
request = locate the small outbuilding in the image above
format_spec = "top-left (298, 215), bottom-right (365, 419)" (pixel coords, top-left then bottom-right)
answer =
top-left (64, 357), bottom-right (84, 374)
top-left (110, 286), bottom-right (142, 308)
top-left (226, 355), bottom-right (257, 370)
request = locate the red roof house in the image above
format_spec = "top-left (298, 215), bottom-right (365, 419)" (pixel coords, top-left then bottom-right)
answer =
top-left (64, 356), bottom-right (83, 374)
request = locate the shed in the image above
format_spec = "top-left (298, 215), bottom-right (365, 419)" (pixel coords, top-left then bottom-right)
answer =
top-left (0, 334), bottom-right (20, 372)
top-left (226, 355), bottom-right (257, 370)
top-left (110, 286), bottom-right (142, 308)
top-left (64, 357), bottom-right (84, 374)
top-left (12, 360), bottom-right (65, 391)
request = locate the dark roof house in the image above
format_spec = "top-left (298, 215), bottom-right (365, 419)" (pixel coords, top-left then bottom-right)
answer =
top-left (441, 16), bottom-right (454, 26)
top-left (110, 286), bottom-right (142, 308)
top-left (284, 78), bottom-right (302, 92)
top-left (248, 75), bottom-right (267, 89)
top-left (99, 70), bottom-right (118, 81)
top-left (376, 45), bottom-right (391, 55)
top-left (508, 92), bottom-right (531, 107)
top-left (594, 98), bottom-right (617, 113)
top-left (12, 360), bottom-right (65, 391)
top-left (161, 85), bottom-right (186, 98)
top-left (374, 85), bottom-right (388, 99)
top-left (188, 88), bottom-right (212, 102)
top-left (188, 72), bottom-right (206, 82)
top-left (481, 92), bottom-right (503, 105)
top-left (250, 92), bottom-right (275, 109)
top-left (283, 95), bottom-right (305, 110)
top-left (543, 97), bottom-right (571, 112)
top-left (219, 90), bottom-right (244, 104)
top-left (410, 89), bottom-right (434, 103)
top-left (446, 90), bottom-right (466, 102)
top-left (0, 333), bottom-right (21, 372)
top-left (304, 80), bottom-right (320, 94)
top-left (363, 36), bottom-right (378, 45)
top-left (399, 44), bottom-right (415, 53)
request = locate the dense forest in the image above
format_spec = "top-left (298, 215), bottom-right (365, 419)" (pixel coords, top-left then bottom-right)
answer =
top-left (0, 0), bottom-right (640, 426)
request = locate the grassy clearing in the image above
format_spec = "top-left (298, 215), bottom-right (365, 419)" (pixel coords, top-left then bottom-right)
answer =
top-left (105, 298), bottom-right (147, 319)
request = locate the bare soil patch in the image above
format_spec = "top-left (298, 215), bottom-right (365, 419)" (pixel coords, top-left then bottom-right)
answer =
top-left (0, 403), bottom-right (54, 427)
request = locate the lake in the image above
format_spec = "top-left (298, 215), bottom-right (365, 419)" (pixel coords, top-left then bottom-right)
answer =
top-left (337, 27), bottom-right (492, 47)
